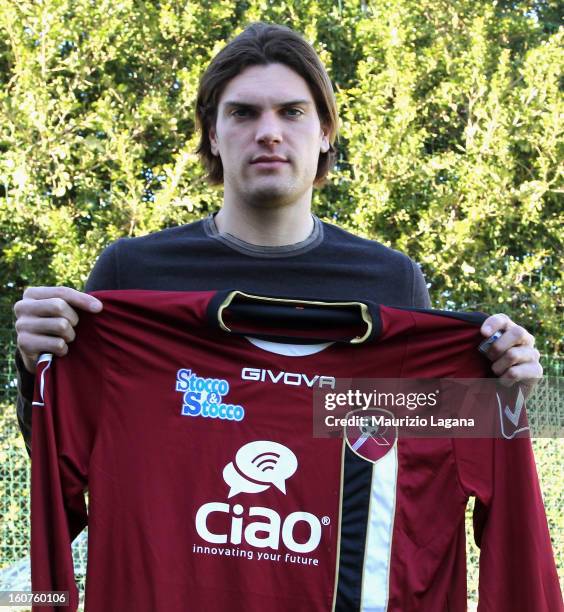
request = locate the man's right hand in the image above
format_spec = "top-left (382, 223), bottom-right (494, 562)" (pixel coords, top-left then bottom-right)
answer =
top-left (14, 287), bottom-right (103, 374)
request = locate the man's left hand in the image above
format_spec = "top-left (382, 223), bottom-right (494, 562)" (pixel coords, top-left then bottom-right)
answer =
top-left (480, 314), bottom-right (543, 385)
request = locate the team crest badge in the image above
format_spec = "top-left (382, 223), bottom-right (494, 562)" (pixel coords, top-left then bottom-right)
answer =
top-left (345, 409), bottom-right (397, 463)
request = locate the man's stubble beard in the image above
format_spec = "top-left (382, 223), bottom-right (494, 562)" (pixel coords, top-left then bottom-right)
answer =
top-left (225, 168), bottom-right (309, 210)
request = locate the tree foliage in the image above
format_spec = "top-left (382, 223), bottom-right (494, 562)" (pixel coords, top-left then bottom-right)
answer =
top-left (0, 0), bottom-right (562, 352)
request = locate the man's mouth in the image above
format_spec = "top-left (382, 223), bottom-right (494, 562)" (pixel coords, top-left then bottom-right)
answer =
top-left (250, 155), bottom-right (289, 166)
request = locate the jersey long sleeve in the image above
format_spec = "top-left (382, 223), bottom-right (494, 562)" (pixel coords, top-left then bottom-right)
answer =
top-left (454, 431), bottom-right (563, 611)
top-left (31, 317), bottom-right (102, 611)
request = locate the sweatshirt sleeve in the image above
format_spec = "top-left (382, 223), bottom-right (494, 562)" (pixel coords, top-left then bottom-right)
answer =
top-left (15, 349), bottom-right (35, 457)
top-left (31, 316), bottom-right (102, 612)
top-left (454, 384), bottom-right (563, 611)
top-left (410, 259), bottom-right (431, 308)
top-left (85, 239), bottom-right (121, 292)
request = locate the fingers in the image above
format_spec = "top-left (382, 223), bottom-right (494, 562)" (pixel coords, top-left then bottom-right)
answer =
top-left (479, 314), bottom-right (542, 387)
top-left (15, 297), bottom-right (80, 327)
top-left (490, 345), bottom-right (542, 378)
top-left (16, 315), bottom-right (77, 344)
top-left (496, 360), bottom-right (543, 399)
top-left (13, 286), bottom-right (103, 373)
top-left (21, 286), bottom-right (102, 313)
top-left (17, 333), bottom-right (71, 359)
top-left (480, 314), bottom-right (535, 362)
top-left (480, 313), bottom-right (512, 337)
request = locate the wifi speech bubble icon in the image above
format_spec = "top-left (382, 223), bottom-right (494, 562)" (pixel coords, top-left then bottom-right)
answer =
top-left (222, 441), bottom-right (298, 498)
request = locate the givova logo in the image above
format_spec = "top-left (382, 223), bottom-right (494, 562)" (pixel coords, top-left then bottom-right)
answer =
top-left (195, 441), bottom-right (328, 554)
top-left (175, 368), bottom-right (245, 421)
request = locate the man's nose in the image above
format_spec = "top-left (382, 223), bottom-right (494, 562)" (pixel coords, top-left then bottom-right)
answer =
top-left (255, 112), bottom-right (283, 145)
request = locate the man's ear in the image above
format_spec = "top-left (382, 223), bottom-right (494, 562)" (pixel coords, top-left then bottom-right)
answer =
top-left (320, 126), bottom-right (330, 154)
top-left (209, 127), bottom-right (219, 156)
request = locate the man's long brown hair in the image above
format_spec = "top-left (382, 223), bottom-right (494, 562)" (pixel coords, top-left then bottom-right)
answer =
top-left (195, 22), bottom-right (338, 186)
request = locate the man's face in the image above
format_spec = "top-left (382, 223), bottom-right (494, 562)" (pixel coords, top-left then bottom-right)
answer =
top-left (209, 63), bottom-right (330, 208)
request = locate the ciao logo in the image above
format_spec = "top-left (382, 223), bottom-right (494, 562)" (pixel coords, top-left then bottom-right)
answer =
top-left (195, 441), bottom-right (329, 554)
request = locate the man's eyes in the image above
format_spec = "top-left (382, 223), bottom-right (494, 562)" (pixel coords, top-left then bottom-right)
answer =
top-left (229, 107), bottom-right (304, 118)
top-left (231, 108), bottom-right (253, 117)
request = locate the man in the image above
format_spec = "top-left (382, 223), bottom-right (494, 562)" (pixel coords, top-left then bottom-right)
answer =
top-left (14, 22), bottom-right (541, 452)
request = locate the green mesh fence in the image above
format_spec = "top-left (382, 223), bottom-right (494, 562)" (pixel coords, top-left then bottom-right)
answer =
top-left (0, 303), bottom-right (562, 609)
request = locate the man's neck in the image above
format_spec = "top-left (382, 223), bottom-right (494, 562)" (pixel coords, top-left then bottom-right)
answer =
top-left (214, 198), bottom-right (315, 247)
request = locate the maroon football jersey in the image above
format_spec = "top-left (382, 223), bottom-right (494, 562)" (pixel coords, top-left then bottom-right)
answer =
top-left (30, 290), bottom-right (562, 611)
